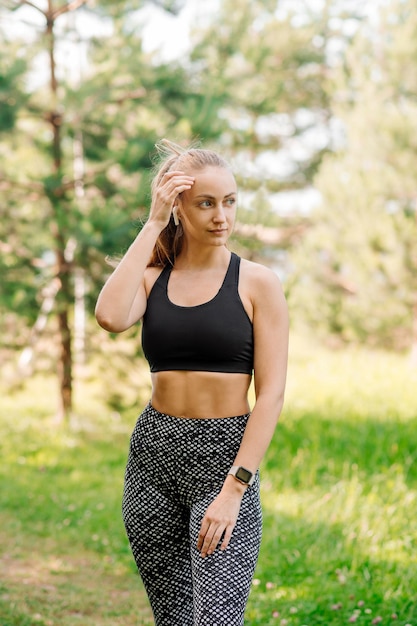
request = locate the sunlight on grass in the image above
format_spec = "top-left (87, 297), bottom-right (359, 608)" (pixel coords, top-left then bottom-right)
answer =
top-left (286, 332), bottom-right (417, 423)
top-left (1, 333), bottom-right (416, 625)
top-left (247, 332), bottom-right (417, 625)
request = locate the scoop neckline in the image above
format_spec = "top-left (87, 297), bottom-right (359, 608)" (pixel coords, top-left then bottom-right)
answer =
top-left (165, 253), bottom-right (233, 309)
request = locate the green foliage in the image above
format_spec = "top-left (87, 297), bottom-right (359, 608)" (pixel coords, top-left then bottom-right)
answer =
top-left (288, 0), bottom-right (417, 349)
top-left (0, 0), bottom-right (333, 380)
top-left (0, 0), bottom-right (233, 367)
top-left (3, 0), bottom-right (417, 408)
top-left (0, 47), bottom-right (28, 132)
top-left (190, 0), bottom-right (329, 152)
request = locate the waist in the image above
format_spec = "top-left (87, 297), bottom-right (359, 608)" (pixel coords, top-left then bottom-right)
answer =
top-left (150, 370), bottom-right (252, 419)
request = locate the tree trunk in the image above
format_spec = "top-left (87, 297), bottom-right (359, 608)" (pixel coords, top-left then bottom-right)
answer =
top-left (46, 0), bottom-right (73, 420)
top-left (74, 268), bottom-right (86, 365)
top-left (18, 278), bottom-right (60, 376)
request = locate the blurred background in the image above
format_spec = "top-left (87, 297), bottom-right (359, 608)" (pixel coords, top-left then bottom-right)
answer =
top-left (1, 0), bottom-right (417, 418)
top-left (1, 1), bottom-right (417, 625)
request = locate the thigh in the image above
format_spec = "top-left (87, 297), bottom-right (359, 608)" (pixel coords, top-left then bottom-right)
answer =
top-left (123, 451), bottom-right (194, 626)
top-left (189, 478), bottom-right (263, 626)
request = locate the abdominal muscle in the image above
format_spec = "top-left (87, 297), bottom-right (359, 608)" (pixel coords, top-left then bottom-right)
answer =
top-left (150, 370), bottom-right (252, 419)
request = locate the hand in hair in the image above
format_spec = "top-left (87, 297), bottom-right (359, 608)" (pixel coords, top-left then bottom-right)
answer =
top-left (149, 170), bottom-right (195, 230)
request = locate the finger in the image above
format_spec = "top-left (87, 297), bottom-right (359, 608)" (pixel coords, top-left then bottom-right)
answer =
top-left (200, 531), bottom-right (216, 558)
top-left (205, 527), bottom-right (226, 557)
top-left (158, 176), bottom-right (194, 199)
top-left (198, 521), bottom-right (216, 557)
top-left (200, 525), bottom-right (226, 558)
top-left (161, 171), bottom-right (195, 187)
top-left (197, 520), bottom-right (210, 550)
top-left (220, 524), bottom-right (235, 552)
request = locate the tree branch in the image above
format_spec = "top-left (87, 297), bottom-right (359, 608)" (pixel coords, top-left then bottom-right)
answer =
top-left (0, 176), bottom-right (44, 195)
top-left (53, 0), bottom-right (88, 19)
top-left (10, 0), bottom-right (47, 16)
top-left (112, 88), bottom-right (147, 104)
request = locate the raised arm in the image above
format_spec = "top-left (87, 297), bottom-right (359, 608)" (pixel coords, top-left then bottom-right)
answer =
top-left (95, 171), bottom-right (195, 332)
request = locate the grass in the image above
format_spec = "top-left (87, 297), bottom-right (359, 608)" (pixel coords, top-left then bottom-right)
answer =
top-left (1, 332), bottom-right (417, 625)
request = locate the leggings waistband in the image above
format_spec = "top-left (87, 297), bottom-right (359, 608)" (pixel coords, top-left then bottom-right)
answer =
top-left (128, 403), bottom-right (251, 501)
top-left (147, 402), bottom-right (250, 424)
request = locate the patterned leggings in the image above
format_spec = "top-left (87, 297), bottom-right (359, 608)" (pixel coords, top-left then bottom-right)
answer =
top-left (122, 404), bottom-right (262, 626)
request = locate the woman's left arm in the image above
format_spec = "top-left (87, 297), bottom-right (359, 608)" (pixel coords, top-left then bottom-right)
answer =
top-left (231, 263), bottom-right (289, 472)
top-left (197, 264), bottom-right (289, 557)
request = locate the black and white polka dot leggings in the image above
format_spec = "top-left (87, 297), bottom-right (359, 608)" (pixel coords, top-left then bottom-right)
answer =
top-left (122, 403), bottom-right (262, 626)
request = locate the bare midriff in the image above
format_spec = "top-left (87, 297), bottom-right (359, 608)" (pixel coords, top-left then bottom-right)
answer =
top-left (150, 370), bottom-right (252, 419)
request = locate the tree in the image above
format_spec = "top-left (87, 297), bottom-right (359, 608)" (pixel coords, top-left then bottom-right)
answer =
top-left (0, 0), bottom-right (226, 419)
top-left (288, 0), bottom-right (417, 351)
top-left (0, 0), bottom-right (375, 414)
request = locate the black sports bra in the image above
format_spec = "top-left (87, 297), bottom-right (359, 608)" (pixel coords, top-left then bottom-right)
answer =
top-left (141, 253), bottom-right (254, 374)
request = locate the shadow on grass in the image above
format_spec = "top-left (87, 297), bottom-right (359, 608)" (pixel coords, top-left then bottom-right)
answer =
top-left (0, 428), bottom-right (154, 625)
top-left (0, 520), bottom-right (153, 626)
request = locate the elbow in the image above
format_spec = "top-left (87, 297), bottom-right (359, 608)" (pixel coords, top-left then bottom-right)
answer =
top-left (95, 313), bottom-right (114, 332)
top-left (95, 307), bottom-right (125, 333)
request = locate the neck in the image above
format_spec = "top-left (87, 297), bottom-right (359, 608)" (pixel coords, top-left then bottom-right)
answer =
top-left (174, 244), bottom-right (230, 270)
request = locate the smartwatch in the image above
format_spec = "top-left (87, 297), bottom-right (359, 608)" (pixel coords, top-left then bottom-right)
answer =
top-left (228, 465), bottom-right (255, 487)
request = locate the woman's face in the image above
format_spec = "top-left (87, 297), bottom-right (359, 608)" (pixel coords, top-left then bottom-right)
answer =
top-left (178, 166), bottom-right (238, 248)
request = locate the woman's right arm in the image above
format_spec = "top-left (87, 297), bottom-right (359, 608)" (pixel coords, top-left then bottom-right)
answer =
top-left (95, 221), bottom-right (163, 332)
top-left (95, 170), bottom-right (194, 333)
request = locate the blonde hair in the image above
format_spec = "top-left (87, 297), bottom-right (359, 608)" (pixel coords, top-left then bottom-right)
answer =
top-left (148, 139), bottom-right (232, 267)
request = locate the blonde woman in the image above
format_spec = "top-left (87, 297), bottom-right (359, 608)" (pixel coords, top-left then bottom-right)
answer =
top-left (95, 140), bottom-right (289, 626)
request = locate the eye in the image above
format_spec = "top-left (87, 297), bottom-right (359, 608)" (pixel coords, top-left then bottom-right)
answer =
top-left (199, 200), bottom-right (212, 208)
top-left (225, 197), bottom-right (236, 206)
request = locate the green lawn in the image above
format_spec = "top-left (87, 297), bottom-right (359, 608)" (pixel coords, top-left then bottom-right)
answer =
top-left (1, 334), bottom-right (416, 625)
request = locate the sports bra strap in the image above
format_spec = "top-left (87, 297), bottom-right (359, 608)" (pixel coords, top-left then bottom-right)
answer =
top-left (223, 252), bottom-right (240, 287)
top-left (156, 263), bottom-right (171, 289)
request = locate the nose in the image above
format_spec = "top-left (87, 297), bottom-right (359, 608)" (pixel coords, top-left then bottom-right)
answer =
top-left (213, 202), bottom-right (226, 222)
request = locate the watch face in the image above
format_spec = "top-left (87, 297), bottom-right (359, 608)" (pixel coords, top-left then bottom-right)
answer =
top-left (236, 467), bottom-right (252, 483)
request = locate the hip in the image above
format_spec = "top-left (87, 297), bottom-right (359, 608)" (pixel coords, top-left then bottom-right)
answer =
top-left (127, 403), bottom-right (255, 502)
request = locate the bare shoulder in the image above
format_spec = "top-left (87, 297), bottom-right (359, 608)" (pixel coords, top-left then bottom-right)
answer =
top-left (240, 257), bottom-right (285, 301)
top-left (240, 258), bottom-right (288, 342)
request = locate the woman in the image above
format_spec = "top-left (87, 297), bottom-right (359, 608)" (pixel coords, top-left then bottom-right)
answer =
top-left (95, 139), bottom-right (289, 626)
